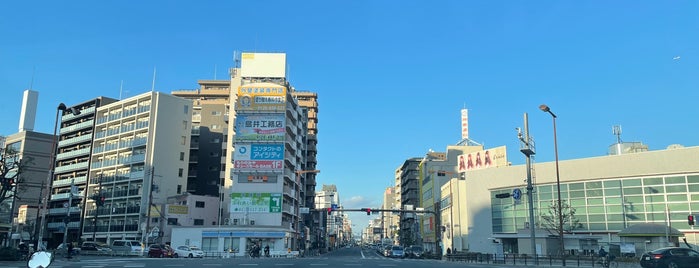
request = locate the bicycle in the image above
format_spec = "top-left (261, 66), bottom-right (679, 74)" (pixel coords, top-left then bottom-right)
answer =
top-left (598, 255), bottom-right (618, 268)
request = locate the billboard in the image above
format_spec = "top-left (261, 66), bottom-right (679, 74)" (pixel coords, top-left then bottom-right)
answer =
top-left (230, 193), bottom-right (282, 213)
top-left (457, 146), bottom-right (508, 173)
top-left (235, 114), bottom-right (285, 141)
top-left (236, 83), bottom-right (287, 111)
top-left (234, 144), bottom-right (284, 160)
top-left (240, 52), bottom-right (287, 78)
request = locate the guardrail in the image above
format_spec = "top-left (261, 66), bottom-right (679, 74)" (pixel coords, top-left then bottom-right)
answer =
top-left (444, 253), bottom-right (638, 267)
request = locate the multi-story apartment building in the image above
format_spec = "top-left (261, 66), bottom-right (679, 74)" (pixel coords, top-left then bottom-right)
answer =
top-left (170, 52), bottom-right (311, 255)
top-left (315, 184), bottom-right (339, 250)
top-left (44, 97), bottom-right (117, 248)
top-left (381, 187), bottom-right (398, 243)
top-left (172, 80), bottom-right (231, 226)
top-left (396, 157), bottom-right (421, 246)
top-left (82, 92), bottom-right (192, 244)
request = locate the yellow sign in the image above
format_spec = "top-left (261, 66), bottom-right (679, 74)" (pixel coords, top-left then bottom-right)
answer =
top-left (168, 205), bottom-right (189, 215)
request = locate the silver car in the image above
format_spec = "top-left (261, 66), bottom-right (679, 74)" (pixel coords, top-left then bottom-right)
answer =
top-left (390, 246), bottom-right (405, 258)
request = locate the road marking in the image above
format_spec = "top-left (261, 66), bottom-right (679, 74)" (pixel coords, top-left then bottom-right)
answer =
top-left (378, 265), bottom-right (396, 267)
top-left (123, 265), bottom-right (145, 268)
top-left (239, 264), bottom-right (259, 266)
top-left (83, 266), bottom-right (105, 268)
top-left (344, 264), bottom-right (361, 266)
top-left (309, 264), bottom-right (328, 266)
top-left (164, 265), bottom-right (185, 267)
top-left (203, 264), bottom-right (222, 266)
top-left (361, 250), bottom-right (365, 259)
top-left (275, 264), bottom-right (293, 266)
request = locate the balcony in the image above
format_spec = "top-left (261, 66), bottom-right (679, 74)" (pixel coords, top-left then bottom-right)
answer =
top-left (50, 191), bottom-right (84, 200)
top-left (62, 106), bottom-right (95, 121)
top-left (56, 147), bottom-right (91, 161)
top-left (54, 161), bottom-right (89, 173)
top-left (60, 120), bottom-right (94, 134)
top-left (48, 206), bottom-right (81, 215)
top-left (136, 121), bottom-right (149, 129)
top-left (47, 221), bottom-right (80, 229)
top-left (53, 176), bottom-right (87, 187)
top-left (58, 134), bottom-right (93, 147)
top-left (138, 105), bottom-right (151, 113)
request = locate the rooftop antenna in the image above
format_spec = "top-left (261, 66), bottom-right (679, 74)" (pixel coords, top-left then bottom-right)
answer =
top-left (151, 67), bottom-right (157, 92)
top-left (214, 64), bottom-right (217, 80)
top-left (613, 125), bottom-right (623, 155)
top-left (233, 50), bottom-right (240, 68)
top-left (29, 66), bottom-right (36, 89)
top-left (119, 80), bottom-right (124, 99)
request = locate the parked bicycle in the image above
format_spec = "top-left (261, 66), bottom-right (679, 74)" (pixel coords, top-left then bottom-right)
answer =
top-left (598, 254), bottom-right (618, 268)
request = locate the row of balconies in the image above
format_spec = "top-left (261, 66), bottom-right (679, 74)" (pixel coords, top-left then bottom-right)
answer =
top-left (50, 191), bottom-right (84, 200)
top-left (62, 107), bottom-right (96, 121)
top-left (60, 119), bottom-right (95, 135)
top-left (95, 105), bottom-right (151, 125)
top-left (53, 176), bottom-right (87, 188)
top-left (48, 206), bottom-right (81, 215)
top-left (89, 170), bottom-right (145, 184)
top-left (58, 134), bottom-right (93, 148)
top-left (47, 221), bottom-right (80, 229)
top-left (83, 224), bottom-right (139, 232)
top-left (92, 138), bottom-right (147, 154)
top-left (91, 154), bottom-right (145, 169)
top-left (93, 121), bottom-right (149, 139)
top-left (85, 206), bottom-right (141, 217)
top-left (54, 161), bottom-right (89, 174)
top-left (56, 147), bottom-right (91, 161)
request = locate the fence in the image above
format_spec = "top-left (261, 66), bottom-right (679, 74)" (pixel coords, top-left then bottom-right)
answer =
top-left (444, 253), bottom-right (639, 267)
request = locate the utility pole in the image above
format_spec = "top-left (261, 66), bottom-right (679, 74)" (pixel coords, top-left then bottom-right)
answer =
top-left (91, 174), bottom-right (103, 241)
top-left (518, 113), bottom-right (537, 264)
top-left (144, 166), bottom-right (155, 248)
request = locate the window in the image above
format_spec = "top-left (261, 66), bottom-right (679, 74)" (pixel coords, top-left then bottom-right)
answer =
top-left (211, 111), bottom-right (222, 116)
top-left (211, 124), bottom-right (220, 130)
top-left (195, 201), bottom-right (205, 208)
top-left (194, 219), bottom-right (204, 225)
top-left (211, 138), bottom-right (220, 143)
top-left (167, 218), bottom-right (178, 225)
top-left (183, 120), bottom-right (188, 130)
top-left (184, 105), bottom-right (189, 114)
top-left (177, 185), bottom-right (182, 194)
top-left (181, 136), bottom-right (186, 145)
top-left (178, 168), bottom-right (184, 177)
top-left (180, 152), bottom-right (185, 161)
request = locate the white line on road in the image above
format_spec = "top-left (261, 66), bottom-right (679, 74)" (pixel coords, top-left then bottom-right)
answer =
top-left (378, 265), bottom-right (396, 267)
top-left (83, 266), bottom-right (105, 268)
top-left (239, 264), bottom-right (259, 266)
top-left (309, 264), bottom-right (328, 266)
top-left (361, 250), bottom-right (365, 259)
top-left (203, 264), bottom-right (222, 266)
top-left (123, 265), bottom-right (145, 268)
top-left (344, 264), bottom-right (361, 266)
top-left (275, 264), bottom-right (293, 266)
top-left (164, 265), bottom-right (185, 267)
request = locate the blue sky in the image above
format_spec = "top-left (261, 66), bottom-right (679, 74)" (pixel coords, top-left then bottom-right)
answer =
top-left (2, 1), bottom-right (698, 228)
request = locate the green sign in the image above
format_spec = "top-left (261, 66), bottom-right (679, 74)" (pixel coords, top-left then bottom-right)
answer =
top-left (230, 193), bottom-right (282, 213)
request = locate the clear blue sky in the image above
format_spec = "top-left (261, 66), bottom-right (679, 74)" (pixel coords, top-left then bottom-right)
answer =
top-left (2, 1), bottom-right (698, 228)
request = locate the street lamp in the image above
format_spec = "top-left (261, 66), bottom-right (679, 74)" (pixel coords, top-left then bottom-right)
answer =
top-left (37, 103), bottom-right (79, 251)
top-left (539, 104), bottom-right (564, 263)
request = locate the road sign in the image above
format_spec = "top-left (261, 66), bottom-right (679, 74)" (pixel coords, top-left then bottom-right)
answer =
top-left (331, 204), bottom-right (338, 210)
top-left (512, 189), bottom-right (522, 200)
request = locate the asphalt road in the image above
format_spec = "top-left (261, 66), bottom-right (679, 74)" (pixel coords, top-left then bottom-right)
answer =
top-left (2, 247), bottom-right (640, 268)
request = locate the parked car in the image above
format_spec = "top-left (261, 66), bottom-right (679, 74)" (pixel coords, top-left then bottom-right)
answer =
top-left (111, 240), bottom-right (143, 256)
top-left (640, 247), bottom-right (699, 268)
top-left (80, 242), bottom-right (112, 255)
top-left (148, 244), bottom-right (174, 258)
top-left (389, 246), bottom-right (405, 258)
top-left (174, 245), bottom-right (204, 258)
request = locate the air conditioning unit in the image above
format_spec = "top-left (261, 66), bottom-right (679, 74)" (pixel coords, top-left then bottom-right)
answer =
top-left (250, 220), bottom-right (255, 226)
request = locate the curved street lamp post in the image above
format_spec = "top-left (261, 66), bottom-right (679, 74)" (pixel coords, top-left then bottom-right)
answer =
top-left (539, 104), bottom-right (565, 265)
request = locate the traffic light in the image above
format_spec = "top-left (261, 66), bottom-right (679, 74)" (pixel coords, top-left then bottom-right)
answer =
top-left (327, 207), bottom-right (332, 215)
top-left (689, 215), bottom-right (695, 226)
top-left (362, 208), bottom-right (371, 215)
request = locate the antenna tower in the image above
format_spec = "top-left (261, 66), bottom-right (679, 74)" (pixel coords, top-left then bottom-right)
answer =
top-left (613, 125), bottom-right (622, 143)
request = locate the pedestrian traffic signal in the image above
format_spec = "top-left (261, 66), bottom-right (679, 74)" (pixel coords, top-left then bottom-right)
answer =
top-left (327, 207), bottom-right (332, 215)
top-left (689, 215), bottom-right (695, 226)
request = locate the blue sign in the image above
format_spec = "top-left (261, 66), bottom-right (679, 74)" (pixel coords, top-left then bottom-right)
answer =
top-left (331, 204), bottom-right (338, 210)
top-left (512, 189), bottom-right (522, 200)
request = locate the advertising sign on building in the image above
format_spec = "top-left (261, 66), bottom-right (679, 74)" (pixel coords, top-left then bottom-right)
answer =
top-left (457, 146), bottom-right (508, 173)
top-left (230, 193), bottom-right (282, 213)
top-left (235, 114), bottom-right (285, 141)
top-left (236, 83), bottom-right (287, 111)
top-left (234, 144), bottom-right (284, 160)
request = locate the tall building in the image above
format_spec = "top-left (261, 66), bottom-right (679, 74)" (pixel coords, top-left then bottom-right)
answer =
top-left (396, 157), bottom-right (422, 246)
top-left (81, 92), bottom-right (192, 244)
top-left (381, 187), bottom-right (398, 243)
top-left (43, 97), bottom-right (117, 248)
top-left (226, 52), bottom-right (308, 251)
top-left (172, 80), bottom-right (231, 224)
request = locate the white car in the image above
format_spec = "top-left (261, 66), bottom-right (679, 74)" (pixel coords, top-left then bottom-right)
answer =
top-left (174, 245), bottom-right (204, 258)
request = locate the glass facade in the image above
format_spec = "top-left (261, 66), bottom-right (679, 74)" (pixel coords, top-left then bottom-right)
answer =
top-left (492, 173), bottom-right (699, 234)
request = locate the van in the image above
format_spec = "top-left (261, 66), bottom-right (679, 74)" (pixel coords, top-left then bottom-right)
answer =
top-left (111, 240), bottom-right (143, 256)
